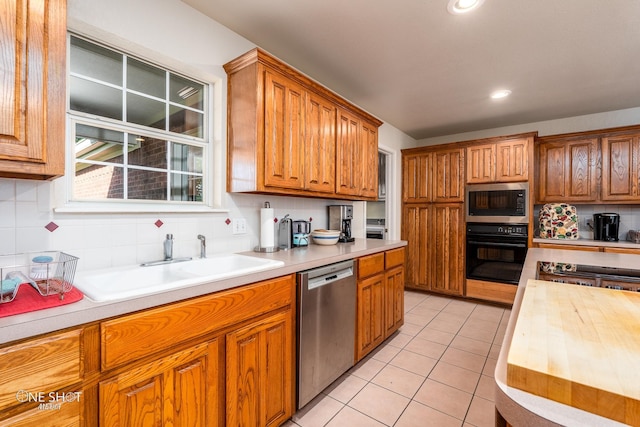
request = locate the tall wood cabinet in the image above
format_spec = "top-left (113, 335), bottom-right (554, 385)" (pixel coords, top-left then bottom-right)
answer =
top-left (401, 146), bottom-right (465, 295)
top-left (0, 0), bottom-right (66, 180)
top-left (224, 48), bottom-right (382, 200)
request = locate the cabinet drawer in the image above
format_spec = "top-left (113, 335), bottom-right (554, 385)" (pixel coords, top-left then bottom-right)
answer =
top-left (101, 274), bottom-right (294, 370)
top-left (385, 248), bottom-right (405, 269)
top-left (0, 330), bottom-right (83, 411)
top-left (358, 253), bottom-right (385, 279)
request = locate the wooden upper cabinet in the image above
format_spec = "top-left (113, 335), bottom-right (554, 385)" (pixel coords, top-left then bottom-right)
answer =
top-left (466, 143), bottom-right (495, 183)
top-left (537, 138), bottom-right (597, 203)
top-left (0, 0), bottom-right (66, 180)
top-left (466, 138), bottom-right (529, 184)
top-left (433, 148), bottom-right (464, 202)
top-left (601, 135), bottom-right (640, 201)
top-left (360, 121), bottom-right (379, 199)
top-left (403, 152), bottom-right (431, 203)
top-left (224, 48), bottom-right (381, 200)
top-left (495, 138), bottom-right (528, 182)
top-left (336, 108), bottom-right (361, 197)
top-left (264, 71), bottom-right (306, 190)
top-left (305, 93), bottom-right (336, 193)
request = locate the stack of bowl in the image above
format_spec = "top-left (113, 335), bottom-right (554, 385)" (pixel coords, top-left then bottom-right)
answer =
top-left (310, 229), bottom-right (341, 245)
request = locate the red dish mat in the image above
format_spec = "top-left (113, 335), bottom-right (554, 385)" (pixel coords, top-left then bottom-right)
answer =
top-left (0, 284), bottom-right (83, 318)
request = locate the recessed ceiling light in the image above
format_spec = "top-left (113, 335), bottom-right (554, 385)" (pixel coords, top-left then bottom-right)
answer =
top-left (491, 89), bottom-right (512, 99)
top-left (447, 0), bottom-right (485, 15)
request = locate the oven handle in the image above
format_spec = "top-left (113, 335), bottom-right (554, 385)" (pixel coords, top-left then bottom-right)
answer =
top-left (467, 240), bottom-right (527, 248)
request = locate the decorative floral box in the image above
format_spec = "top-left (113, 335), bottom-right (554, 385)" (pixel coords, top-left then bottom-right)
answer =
top-left (539, 204), bottom-right (578, 239)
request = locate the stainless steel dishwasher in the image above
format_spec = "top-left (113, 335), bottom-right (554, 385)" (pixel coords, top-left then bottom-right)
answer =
top-left (297, 259), bottom-right (356, 409)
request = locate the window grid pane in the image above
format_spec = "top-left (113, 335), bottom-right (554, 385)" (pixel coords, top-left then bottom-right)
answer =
top-left (68, 34), bottom-right (209, 204)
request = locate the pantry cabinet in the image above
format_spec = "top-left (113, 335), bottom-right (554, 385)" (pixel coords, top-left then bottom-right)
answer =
top-left (224, 48), bottom-right (381, 200)
top-left (467, 137), bottom-right (529, 183)
top-left (402, 147), bottom-right (463, 203)
top-left (536, 138), bottom-right (598, 203)
top-left (0, 0), bottom-right (66, 180)
top-left (401, 203), bottom-right (464, 296)
top-left (601, 134), bottom-right (640, 201)
top-left (355, 249), bottom-right (406, 362)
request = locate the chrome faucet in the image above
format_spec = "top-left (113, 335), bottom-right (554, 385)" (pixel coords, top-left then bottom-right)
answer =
top-left (164, 234), bottom-right (173, 260)
top-left (197, 234), bottom-right (206, 258)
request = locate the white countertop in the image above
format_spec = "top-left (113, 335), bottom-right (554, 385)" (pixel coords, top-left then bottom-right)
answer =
top-left (533, 237), bottom-right (640, 249)
top-left (495, 248), bottom-right (640, 427)
top-left (0, 239), bottom-right (406, 345)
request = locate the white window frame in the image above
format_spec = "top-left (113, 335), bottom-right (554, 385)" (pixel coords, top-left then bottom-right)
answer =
top-left (57, 32), bottom-right (225, 214)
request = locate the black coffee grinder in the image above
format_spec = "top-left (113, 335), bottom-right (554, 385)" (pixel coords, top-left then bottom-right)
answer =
top-left (328, 205), bottom-right (355, 242)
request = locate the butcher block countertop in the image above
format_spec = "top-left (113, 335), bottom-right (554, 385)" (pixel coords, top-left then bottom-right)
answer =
top-left (507, 280), bottom-right (640, 426)
top-left (495, 248), bottom-right (640, 427)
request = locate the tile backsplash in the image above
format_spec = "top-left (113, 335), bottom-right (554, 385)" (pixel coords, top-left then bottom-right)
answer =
top-left (0, 179), bottom-right (345, 272)
top-left (534, 203), bottom-right (640, 240)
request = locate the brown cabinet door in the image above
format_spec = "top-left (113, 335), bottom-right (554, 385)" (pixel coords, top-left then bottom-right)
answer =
top-left (433, 148), bottom-right (464, 202)
top-left (384, 265), bottom-right (405, 337)
top-left (263, 71), bottom-right (306, 190)
top-left (305, 93), bottom-right (336, 193)
top-left (361, 122), bottom-right (379, 198)
top-left (403, 153), bottom-right (431, 202)
top-left (466, 144), bottom-right (495, 183)
top-left (226, 310), bottom-right (293, 427)
top-left (495, 138), bottom-right (529, 182)
top-left (100, 340), bottom-right (221, 427)
top-left (537, 139), bottom-right (597, 202)
top-left (431, 204), bottom-right (464, 296)
top-left (0, 0), bottom-right (66, 179)
top-left (356, 273), bottom-right (385, 361)
top-left (336, 109), bottom-right (361, 196)
top-left (601, 135), bottom-right (640, 201)
top-left (402, 204), bottom-right (431, 290)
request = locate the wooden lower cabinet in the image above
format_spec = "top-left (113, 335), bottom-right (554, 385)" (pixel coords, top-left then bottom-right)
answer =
top-left (226, 310), bottom-right (293, 427)
top-left (100, 340), bottom-right (221, 427)
top-left (0, 329), bottom-right (84, 426)
top-left (356, 249), bottom-right (406, 362)
top-left (356, 272), bottom-right (386, 361)
top-left (465, 279), bottom-right (517, 305)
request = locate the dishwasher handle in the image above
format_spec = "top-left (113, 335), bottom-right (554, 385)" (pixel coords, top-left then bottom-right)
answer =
top-left (307, 267), bottom-right (353, 290)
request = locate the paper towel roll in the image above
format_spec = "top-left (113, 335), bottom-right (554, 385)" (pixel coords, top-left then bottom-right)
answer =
top-left (260, 206), bottom-right (275, 248)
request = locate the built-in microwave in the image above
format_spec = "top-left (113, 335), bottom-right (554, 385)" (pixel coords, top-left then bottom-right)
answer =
top-left (465, 182), bottom-right (529, 224)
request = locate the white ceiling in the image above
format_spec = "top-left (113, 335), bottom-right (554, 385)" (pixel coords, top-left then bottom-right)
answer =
top-left (182, 0), bottom-right (640, 140)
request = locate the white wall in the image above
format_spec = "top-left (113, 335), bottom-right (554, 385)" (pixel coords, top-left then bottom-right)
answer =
top-left (417, 106), bottom-right (640, 146)
top-left (0, 0), bottom-right (416, 271)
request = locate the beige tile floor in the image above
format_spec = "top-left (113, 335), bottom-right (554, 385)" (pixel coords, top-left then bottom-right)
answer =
top-left (286, 290), bottom-right (511, 427)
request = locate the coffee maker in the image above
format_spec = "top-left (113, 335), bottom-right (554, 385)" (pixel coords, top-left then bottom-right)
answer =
top-left (593, 213), bottom-right (620, 241)
top-left (328, 205), bottom-right (354, 243)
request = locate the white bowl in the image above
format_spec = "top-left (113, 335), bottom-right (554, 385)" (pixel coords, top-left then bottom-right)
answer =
top-left (311, 234), bottom-right (340, 245)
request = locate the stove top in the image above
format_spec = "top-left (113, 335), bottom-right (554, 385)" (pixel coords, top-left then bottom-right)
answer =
top-left (537, 261), bottom-right (640, 289)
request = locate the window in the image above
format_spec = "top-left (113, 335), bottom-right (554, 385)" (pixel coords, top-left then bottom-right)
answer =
top-left (67, 35), bottom-right (208, 204)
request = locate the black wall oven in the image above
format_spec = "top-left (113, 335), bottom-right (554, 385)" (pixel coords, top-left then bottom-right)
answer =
top-left (466, 223), bottom-right (528, 285)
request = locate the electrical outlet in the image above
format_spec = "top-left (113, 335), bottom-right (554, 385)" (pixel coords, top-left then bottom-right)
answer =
top-left (232, 218), bottom-right (247, 234)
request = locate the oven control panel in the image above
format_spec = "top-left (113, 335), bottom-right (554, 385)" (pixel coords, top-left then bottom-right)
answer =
top-left (466, 223), bottom-right (528, 237)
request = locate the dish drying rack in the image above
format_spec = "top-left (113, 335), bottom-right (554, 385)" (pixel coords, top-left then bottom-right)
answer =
top-left (0, 251), bottom-right (79, 303)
